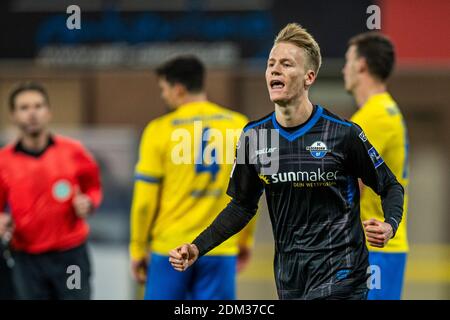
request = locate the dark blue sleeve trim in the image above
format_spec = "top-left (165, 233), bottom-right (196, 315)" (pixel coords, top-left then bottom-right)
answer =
top-left (321, 114), bottom-right (352, 127)
top-left (134, 173), bottom-right (162, 183)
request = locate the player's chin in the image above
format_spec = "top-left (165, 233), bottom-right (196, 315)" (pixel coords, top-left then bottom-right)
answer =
top-left (269, 94), bottom-right (288, 105)
top-left (344, 82), bottom-right (354, 94)
top-left (25, 125), bottom-right (44, 136)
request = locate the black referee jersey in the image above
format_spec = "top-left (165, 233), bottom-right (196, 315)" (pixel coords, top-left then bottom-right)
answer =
top-left (193, 104), bottom-right (404, 299)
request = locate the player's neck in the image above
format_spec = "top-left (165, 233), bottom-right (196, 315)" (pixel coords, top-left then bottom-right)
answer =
top-left (177, 93), bottom-right (208, 108)
top-left (20, 131), bottom-right (51, 152)
top-left (354, 77), bottom-right (387, 108)
top-left (274, 95), bottom-right (314, 127)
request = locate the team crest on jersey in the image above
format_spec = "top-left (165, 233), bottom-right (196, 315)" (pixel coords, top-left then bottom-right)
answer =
top-left (306, 141), bottom-right (329, 159)
top-left (52, 180), bottom-right (72, 202)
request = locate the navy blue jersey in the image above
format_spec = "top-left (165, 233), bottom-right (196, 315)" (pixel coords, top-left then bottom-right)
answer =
top-left (226, 105), bottom-right (403, 299)
top-left (193, 104), bottom-right (404, 299)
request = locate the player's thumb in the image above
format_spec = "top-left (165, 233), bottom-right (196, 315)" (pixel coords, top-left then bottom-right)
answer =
top-left (180, 245), bottom-right (189, 260)
top-left (363, 218), bottom-right (377, 226)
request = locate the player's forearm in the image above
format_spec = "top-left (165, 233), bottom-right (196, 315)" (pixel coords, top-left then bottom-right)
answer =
top-left (129, 182), bottom-right (159, 259)
top-left (130, 203), bottom-right (153, 259)
top-left (380, 181), bottom-right (404, 237)
top-left (192, 198), bottom-right (257, 257)
top-left (238, 213), bottom-right (258, 248)
top-left (84, 187), bottom-right (102, 210)
top-left (78, 166), bottom-right (103, 209)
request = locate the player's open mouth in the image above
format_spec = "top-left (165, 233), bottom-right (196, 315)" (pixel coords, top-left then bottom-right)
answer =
top-left (270, 80), bottom-right (285, 89)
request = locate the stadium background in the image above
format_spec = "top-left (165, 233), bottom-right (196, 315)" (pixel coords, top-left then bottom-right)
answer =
top-left (0, 0), bottom-right (449, 299)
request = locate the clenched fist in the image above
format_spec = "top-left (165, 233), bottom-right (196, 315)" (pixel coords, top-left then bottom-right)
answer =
top-left (130, 256), bottom-right (149, 284)
top-left (363, 218), bottom-right (394, 248)
top-left (169, 244), bottom-right (199, 272)
top-left (0, 214), bottom-right (14, 240)
top-left (72, 187), bottom-right (93, 219)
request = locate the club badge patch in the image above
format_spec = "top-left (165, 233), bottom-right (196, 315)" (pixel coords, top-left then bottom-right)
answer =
top-left (52, 180), bottom-right (72, 202)
top-left (368, 147), bottom-right (384, 169)
top-left (306, 141), bottom-right (329, 159)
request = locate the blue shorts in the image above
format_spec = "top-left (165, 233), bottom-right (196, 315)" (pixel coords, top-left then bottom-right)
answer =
top-left (368, 251), bottom-right (407, 300)
top-left (144, 253), bottom-right (236, 300)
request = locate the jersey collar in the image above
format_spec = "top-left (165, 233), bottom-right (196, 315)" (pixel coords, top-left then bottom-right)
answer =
top-left (272, 105), bottom-right (324, 141)
top-left (363, 92), bottom-right (392, 109)
top-left (14, 134), bottom-right (55, 158)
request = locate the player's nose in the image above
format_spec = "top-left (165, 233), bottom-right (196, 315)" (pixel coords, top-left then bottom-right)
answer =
top-left (271, 68), bottom-right (282, 76)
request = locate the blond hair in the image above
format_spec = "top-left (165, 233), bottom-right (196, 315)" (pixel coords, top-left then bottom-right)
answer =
top-left (274, 23), bottom-right (322, 74)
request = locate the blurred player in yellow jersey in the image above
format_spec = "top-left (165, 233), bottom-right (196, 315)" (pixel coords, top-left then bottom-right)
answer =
top-left (129, 55), bottom-right (256, 299)
top-left (343, 32), bottom-right (409, 299)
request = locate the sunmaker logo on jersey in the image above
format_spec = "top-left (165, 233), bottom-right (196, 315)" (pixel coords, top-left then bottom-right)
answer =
top-left (306, 141), bottom-right (329, 159)
top-left (259, 168), bottom-right (339, 184)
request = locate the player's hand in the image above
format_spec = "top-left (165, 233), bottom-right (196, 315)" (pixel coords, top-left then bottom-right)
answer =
top-left (237, 245), bottom-right (252, 273)
top-left (169, 244), bottom-right (199, 272)
top-left (131, 256), bottom-right (149, 284)
top-left (0, 214), bottom-right (14, 240)
top-left (363, 218), bottom-right (393, 248)
top-left (72, 187), bottom-right (93, 219)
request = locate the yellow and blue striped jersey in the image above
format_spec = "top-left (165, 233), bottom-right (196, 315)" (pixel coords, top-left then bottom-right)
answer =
top-left (351, 92), bottom-right (409, 252)
top-left (130, 101), bottom-right (256, 259)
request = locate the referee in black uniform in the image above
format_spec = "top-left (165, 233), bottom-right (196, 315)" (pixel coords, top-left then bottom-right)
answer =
top-left (168, 23), bottom-right (404, 300)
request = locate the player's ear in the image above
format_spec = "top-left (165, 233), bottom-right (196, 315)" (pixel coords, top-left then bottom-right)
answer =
top-left (175, 83), bottom-right (187, 97)
top-left (357, 56), bottom-right (368, 74)
top-left (304, 69), bottom-right (316, 88)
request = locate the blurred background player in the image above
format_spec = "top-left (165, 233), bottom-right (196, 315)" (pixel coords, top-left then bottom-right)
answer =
top-left (129, 55), bottom-right (257, 300)
top-left (343, 32), bottom-right (409, 300)
top-left (0, 82), bottom-right (102, 299)
top-left (0, 212), bottom-right (15, 299)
